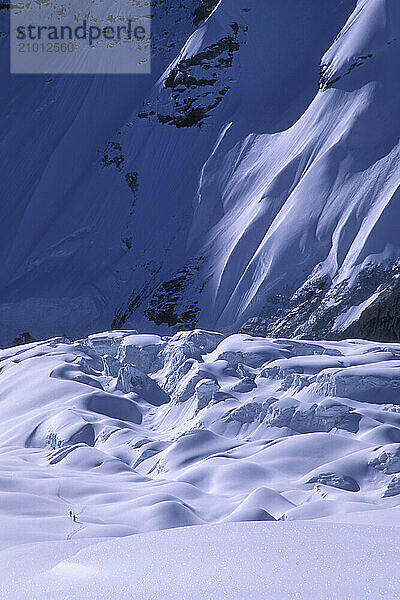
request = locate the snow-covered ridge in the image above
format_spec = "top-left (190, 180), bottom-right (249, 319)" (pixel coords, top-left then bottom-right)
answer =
top-left (1, 328), bottom-right (400, 549)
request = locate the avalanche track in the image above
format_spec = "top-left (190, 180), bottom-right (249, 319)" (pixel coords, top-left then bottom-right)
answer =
top-left (1, 329), bottom-right (400, 550)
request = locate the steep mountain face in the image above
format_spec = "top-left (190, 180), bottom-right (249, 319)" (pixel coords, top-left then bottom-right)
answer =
top-left (2, 0), bottom-right (400, 344)
top-left (0, 0), bottom-right (214, 343)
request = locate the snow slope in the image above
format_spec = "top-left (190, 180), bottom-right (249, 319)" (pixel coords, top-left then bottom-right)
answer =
top-left (1, 329), bottom-right (400, 552)
top-left (3, 1), bottom-right (400, 344)
top-left (2, 521), bottom-right (400, 599)
top-left (0, 0), bottom-right (217, 343)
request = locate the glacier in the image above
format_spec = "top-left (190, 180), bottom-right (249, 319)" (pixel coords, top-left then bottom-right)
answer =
top-left (1, 330), bottom-right (400, 543)
top-left (1, 328), bottom-right (400, 595)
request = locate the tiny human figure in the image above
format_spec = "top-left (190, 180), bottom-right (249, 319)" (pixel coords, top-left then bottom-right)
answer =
top-left (68, 509), bottom-right (77, 522)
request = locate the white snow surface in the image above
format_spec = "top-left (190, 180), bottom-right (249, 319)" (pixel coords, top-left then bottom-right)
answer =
top-left (1, 521), bottom-right (400, 599)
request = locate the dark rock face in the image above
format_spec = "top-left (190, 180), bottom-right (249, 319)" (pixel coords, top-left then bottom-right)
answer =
top-left (343, 284), bottom-right (400, 343)
top-left (319, 54), bottom-right (373, 91)
top-left (242, 262), bottom-right (400, 343)
top-left (192, 0), bottom-right (220, 27)
top-left (137, 23), bottom-right (244, 128)
top-left (144, 260), bottom-right (203, 329)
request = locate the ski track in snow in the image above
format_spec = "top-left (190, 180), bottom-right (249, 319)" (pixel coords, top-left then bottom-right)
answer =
top-left (1, 329), bottom-right (400, 555)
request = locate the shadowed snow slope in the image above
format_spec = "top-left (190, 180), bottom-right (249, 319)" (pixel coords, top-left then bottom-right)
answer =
top-left (1, 329), bottom-right (400, 553)
top-left (3, 1), bottom-right (400, 343)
